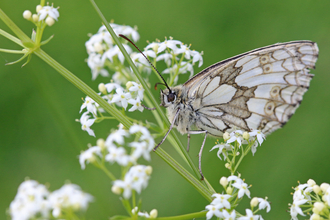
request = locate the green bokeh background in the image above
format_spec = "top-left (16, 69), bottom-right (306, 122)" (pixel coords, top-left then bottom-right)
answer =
top-left (1, 0), bottom-right (329, 219)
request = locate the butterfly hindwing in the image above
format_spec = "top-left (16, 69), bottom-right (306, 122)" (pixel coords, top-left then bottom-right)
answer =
top-left (184, 41), bottom-right (318, 135)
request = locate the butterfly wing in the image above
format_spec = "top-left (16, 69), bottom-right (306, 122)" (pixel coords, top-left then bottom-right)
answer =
top-left (183, 41), bottom-right (318, 136)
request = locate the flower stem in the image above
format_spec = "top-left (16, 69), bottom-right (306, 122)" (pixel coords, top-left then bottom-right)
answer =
top-left (88, 0), bottom-right (208, 187)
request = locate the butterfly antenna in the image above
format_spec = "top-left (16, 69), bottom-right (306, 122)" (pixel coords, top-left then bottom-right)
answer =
top-left (119, 34), bottom-right (171, 92)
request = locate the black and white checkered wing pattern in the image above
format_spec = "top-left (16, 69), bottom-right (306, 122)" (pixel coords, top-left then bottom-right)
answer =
top-left (183, 41), bottom-right (318, 136)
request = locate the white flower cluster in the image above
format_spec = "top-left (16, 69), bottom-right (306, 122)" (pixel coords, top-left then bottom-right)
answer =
top-left (79, 81), bottom-right (144, 136)
top-left (85, 23), bottom-right (139, 80)
top-left (132, 37), bottom-right (203, 85)
top-left (113, 165), bottom-right (152, 199)
top-left (85, 23), bottom-right (203, 87)
top-left (9, 180), bottom-right (93, 220)
top-left (290, 179), bottom-right (330, 220)
top-left (79, 124), bottom-right (154, 199)
top-left (23, 4), bottom-right (59, 26)
top-left (206, 175), bottom-right (270, 220)
top-left (79, 124), bottom-right (154, 168)
top-left (210, 129), bottom-right (266, 160)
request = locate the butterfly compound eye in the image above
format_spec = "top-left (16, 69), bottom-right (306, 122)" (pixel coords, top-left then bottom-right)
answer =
top-left (167, 93), bottom-right (175, 102)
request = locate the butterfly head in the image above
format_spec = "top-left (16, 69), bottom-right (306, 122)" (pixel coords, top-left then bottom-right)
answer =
top-left (160, 86), bottom-right (183, 108)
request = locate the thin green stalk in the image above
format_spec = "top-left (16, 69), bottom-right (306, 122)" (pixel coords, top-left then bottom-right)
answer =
top-left (88, 0), bottom-right (205, 183)
top-left (155, 148), bottom-right (212, 201)
top-left (156, 211), bottom-right (207, 220)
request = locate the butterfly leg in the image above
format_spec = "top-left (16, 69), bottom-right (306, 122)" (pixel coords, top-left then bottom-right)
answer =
top-left (141, 104), bottom-right (156, 110)
top-left (153, 108), bottom-right (181, 151)
top-left (187, 132), bottom-right (190, 152)
top-left (187, 130), bottom-right (208, 180)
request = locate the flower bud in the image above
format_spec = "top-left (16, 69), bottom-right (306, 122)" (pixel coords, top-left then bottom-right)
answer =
top-left (226, 186), bottom-right (233, 194)
top-left (308, 179), bottom-right (316, 187)
top-left (32, 14), bottom-right (39, 22)
top-left (36, 5), bottom-right (43, 13)
top-left (223, 132), bottom-right (230, 141)
top-left (250, 197), bottom-right (259, 207)
top-left (149, 209), bottom-right (158, 218)
top-left (152, 44), bottom-right (159, 53)
top-left (23, 10), bottom-right (32, 20)
top-left (126, 81), bottom-right (134, 90)
top-left (313, 185), bottom-right (321, 194)
top-left (243, 131), bottom-right (250, 140)
top-left (98, 83), bottom-right (107, 94)
top-left (96, 138), bottom-right (105, 150)
top-left (225, 163), bottom-right (231, 169)
top-left (145, 166), bottom-right (153, 175)
top-left (320, 183), bottom-right (329, 193)
top-left (111, 185), bottom-right (122, 195)
top-left (311, 213), bottom-right (321, 220)
top-left (313, 202), bottom-right (325, 213)
top-left (220, 177), bottom-right (228, 187)
top-left (45, 17), bottom-right (55, 26)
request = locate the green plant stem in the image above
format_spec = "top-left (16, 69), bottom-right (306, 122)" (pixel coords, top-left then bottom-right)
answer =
top-left (155, 148), bottom-right (212, 201)
top-left (88, 0), bottom-right (207, 185)
top-left (156, 211), bottom-right (207, 220)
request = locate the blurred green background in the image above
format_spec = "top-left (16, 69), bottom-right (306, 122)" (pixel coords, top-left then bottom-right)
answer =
top-left (1, 0), bottom-right (329, 219)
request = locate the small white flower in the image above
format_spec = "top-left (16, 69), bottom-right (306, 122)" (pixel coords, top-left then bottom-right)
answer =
top-left (237, 209), bottom-right (259, 220)
top-left (131, 50), bottom-right (156, 67)
top-left (79, 146), bottom-right (102, 169)
top-left (48, 184), bottom-right (93, 217)
top-left (232, 179), bottom-right (250, 198)
top-left (222, 209), bottom-right (236, 220)
top-left (157, 39), bottom-right (182, 53)
top-left (192, 50), bottom-right (203, 67)
top-left (113, 178), bottom-right (133, 199)
top-left (130, 141), bottom-right (152, 161)
top-left (205, 203), bottom-right (223, 220)
top-left (111, 88), bottom-right (132, 110)
top-left (290, 199), bottom-right (307, 220)
top-left (105, 124), bottom-right (129, 146)
top-left (113, 165), bottom-right (151, 199)
top-left (105, 146), bottom-right (130, 166)
top-left (210, 142), bottom-right (232, 160)
top-left (128, 97), bottom-right (144, 112)
top-left (162, 61), bottom-right (194, 78)
top-left (104, 83), bottom-right (121, 93)
top-left (323, 187), bottom-right (330, 204)
top-left (156, 51), bottom-right (173, 65)
top-left (127, 81), bottom-right (144, 100)
top-left (227, 130), bottom-right (244, 147)
top-left (38, 5), bottom-right (59, 21)
top-left (211, 193), bottom-right (231, 209)
top-left (249, 130), bottom-right (266, 145)
top-left (80, 112), bottom-right (96, 137)
top-left (102, 44), bottom-right (132, 64)
top-left (129, 124), bottom-right (153, 142)
top-left (257, 198), bottom-right (271, 212)
top-left (175, 44), bottom-right (192, 59)
top-left (251, 141), bottom-right (259, 156)
top-left (87, 53), bottom-right (109, 80)
top-left (80, 96), bottom-right (97, 115)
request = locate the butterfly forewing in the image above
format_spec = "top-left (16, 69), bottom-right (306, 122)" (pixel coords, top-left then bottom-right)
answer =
top-left (183, 41), bottom-right (318, 135)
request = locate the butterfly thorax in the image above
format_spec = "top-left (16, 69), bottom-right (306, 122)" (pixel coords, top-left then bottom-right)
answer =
top-left (160, 86), bottom-right (197, 134)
